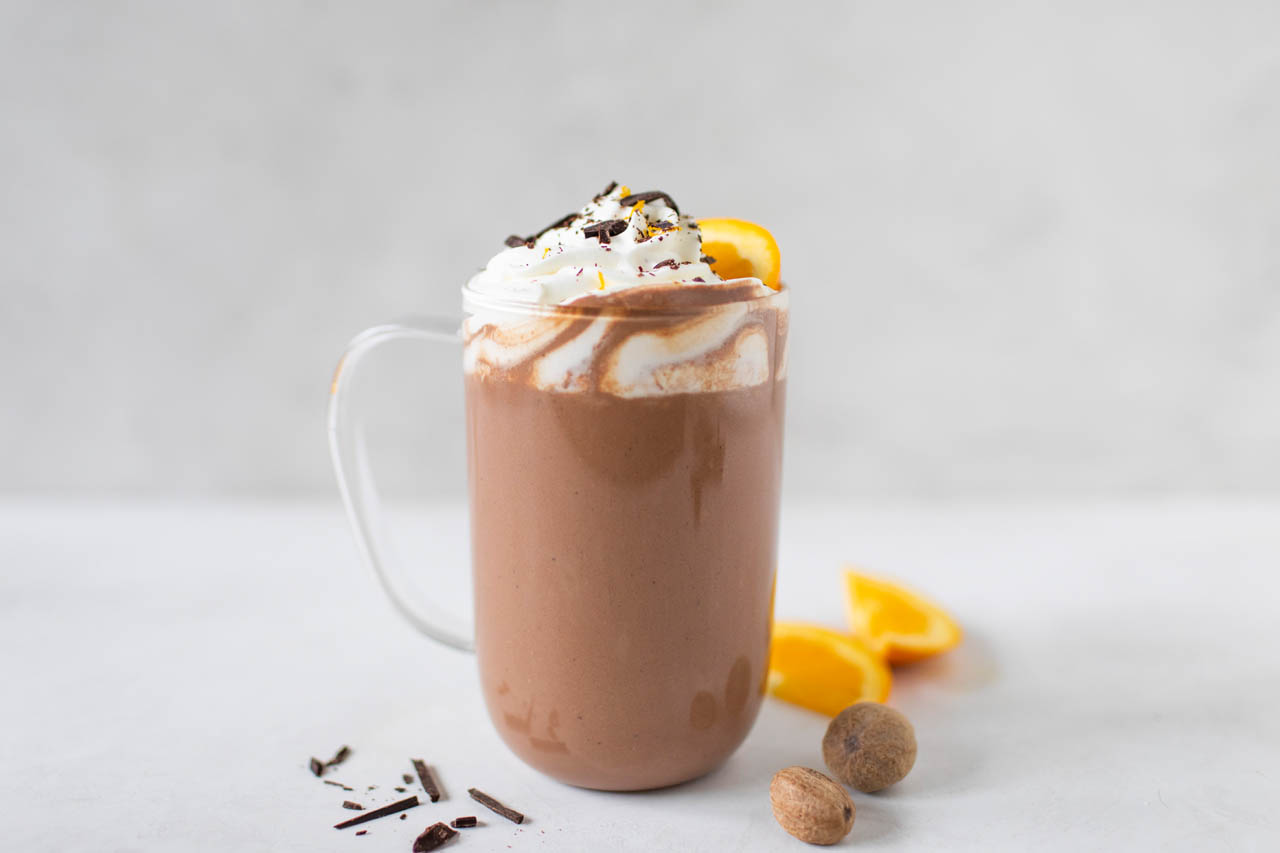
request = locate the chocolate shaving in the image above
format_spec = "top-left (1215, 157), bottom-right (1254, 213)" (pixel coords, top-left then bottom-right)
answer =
top-left (467, 788), bottom-right (525, 824)
top-left (534, 211), bottom-right (579, 239)
top-left (400, 814), bottom-right (408, 820)
top-left (451, 816), bottom-right (477, 828)
top-left (333, 796), bottom-right (420, 830)
top-left (394, 787), bottom-right (406, 793)
top-left (619, 190), bottom-right (679, 214)
top-left (310, 745), bottom-right (349, 777)
top-left (504, 211), bottom-right (581, 250)
top-left (355, 830), bottom-right (367, 836)
top-left (595, 180), bottom-right (618, 199)
top-left (692, 277), bottom-right (705, 282)
top-left (413, 822), bottom-right (458, 852)
top-left (652, 221), bottom-right (676, 232)
top-left (652, 259), bottom-right (679, 270)
top-left (411, 759), bottom-right (442, 803)
top-left (582, 219), bottom-right (628, 244)
top-left (402, 774), bottom-right (414, 784)
top-left (700, 255), bottom-right (716, 264)
top-left (342, 801), bottom-right (363, 810)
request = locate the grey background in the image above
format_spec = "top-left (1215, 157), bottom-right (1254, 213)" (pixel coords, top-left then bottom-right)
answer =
top-left (3, 0), bottom-right (1278, 500)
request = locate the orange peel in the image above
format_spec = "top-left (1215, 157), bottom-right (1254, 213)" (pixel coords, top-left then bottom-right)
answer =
top-left (843, 570), bottom-right (962, 664)
top-left (697, 218), bottom-right (781, 290)
top-left (767, 622), bottom-right (891, 716)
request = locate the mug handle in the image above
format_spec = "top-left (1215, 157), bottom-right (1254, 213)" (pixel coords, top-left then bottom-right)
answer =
top-left (327, 317), bottom-right (474, 652)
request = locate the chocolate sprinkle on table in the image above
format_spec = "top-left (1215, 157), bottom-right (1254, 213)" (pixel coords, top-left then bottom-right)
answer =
top-left (403, 774), bottom-right (414, 785)
top-left (411, 759), bottom-right (442, 802)
top-left (582, 219), bottom-right (628, 244)
top-left (467, 788), bottom-right (525, 824)
top-left (309, 758), bottom-right (325, 777)
top-left (355, 830), bottom-right (367, 836)
top-left (326, 746), bottom-right (351, 768)
top-left (342, 801), bottom-right (363, 810)
top-left (333, 796), bottom-right (420, 830)
top-left (451, 816), bottom-right (477, 828)
top-left (619, 190), bottom-right (679, 214)
top-left (412, 822), bottom-right (458, 852)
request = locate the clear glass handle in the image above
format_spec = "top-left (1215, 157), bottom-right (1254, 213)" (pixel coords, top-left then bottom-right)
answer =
top-left (327, 317), bottom-right (474, 651)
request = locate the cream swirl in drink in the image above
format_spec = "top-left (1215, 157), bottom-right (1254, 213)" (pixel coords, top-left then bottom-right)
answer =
top-left (464, 182), bottom-right (787, 398)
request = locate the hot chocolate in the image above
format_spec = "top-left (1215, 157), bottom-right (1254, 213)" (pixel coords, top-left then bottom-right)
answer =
top-left (463, 184), bottom-right (788, 790)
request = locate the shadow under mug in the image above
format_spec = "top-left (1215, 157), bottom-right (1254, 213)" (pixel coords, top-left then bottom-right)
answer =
top-left (329, 283), bottom-right (789, 790)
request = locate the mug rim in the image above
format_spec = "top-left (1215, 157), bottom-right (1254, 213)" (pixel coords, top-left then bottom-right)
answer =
top-left (461, 279), bottom-right (788, 318)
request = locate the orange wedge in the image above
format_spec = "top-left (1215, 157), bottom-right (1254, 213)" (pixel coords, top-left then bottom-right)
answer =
top-left (767, 622), bottom-right (891, 716)
top-left (843, 570), bottom-right (962, 664)
top-left (697, 218), bottom-right (782, 290)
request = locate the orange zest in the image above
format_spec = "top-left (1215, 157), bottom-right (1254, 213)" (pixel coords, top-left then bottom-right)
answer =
top-left (697, 218), bottom-right (782, 290)
top-left (767, 622), bottom-right (891, 716)
top-left (843, 570), bottom-right (962, 664)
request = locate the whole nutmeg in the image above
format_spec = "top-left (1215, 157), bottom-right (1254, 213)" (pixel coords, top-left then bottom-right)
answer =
top-left (822, 701), bottom-right (917, 792)
top-left (769, 766), bottom-right (855, 845)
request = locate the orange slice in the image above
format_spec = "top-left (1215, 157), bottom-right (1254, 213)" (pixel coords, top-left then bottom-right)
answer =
top-left (697, 218), bottom-right (782, 290)
top-left (767, 622), bottom-right (891, 716)
top-left (843, 570), bottom-right (962, 664)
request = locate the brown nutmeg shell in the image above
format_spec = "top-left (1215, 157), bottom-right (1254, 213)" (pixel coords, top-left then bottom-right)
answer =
top-left (769, 766), bottom-right (855, 845)
top-left (823, 701), bottom-right (917, 792)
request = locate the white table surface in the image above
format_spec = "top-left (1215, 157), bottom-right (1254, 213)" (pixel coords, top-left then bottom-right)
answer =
top-left (2, 499), bottom-right (1277, 852)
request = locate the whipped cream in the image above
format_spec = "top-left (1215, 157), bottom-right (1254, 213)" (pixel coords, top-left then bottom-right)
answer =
top-left (467, 182), bottom-right (754, 305)
top-left (463, 182), bottom-right (787, 397)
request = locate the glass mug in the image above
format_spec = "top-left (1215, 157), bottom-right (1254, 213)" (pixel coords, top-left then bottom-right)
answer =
top-left (329, 282), bottom-right (788, 791)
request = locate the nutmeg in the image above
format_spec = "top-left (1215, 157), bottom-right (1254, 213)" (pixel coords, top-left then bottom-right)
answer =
top-left (769, 766), bottom-right (855, 845)
top-left (822, 701), bottom-right (917, 792)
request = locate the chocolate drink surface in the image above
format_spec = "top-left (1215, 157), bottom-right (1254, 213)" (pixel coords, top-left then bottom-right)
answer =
top-left (465, 290), bottom-right (786, 790)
